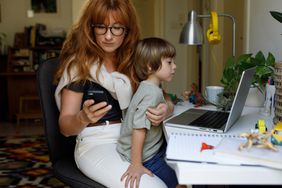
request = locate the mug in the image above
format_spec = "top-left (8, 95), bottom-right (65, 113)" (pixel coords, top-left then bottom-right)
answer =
top-left (205, 86), bottom-right (224, 104)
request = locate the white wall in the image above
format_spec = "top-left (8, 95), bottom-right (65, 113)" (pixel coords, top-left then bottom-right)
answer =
top-left (0, 0), bottom-right (72, 46)
top-left (247, 0), bottom-right (282, 62)
top-left (163, 0), bottom-right (189, 95)
top-left (72, 0), bottom-right (88, 24)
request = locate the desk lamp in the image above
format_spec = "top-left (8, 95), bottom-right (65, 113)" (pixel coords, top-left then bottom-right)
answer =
top-left (179, 10), bottom-right (236, 90)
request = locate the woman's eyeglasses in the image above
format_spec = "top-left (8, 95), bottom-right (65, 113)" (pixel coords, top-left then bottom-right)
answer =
top-left (92, 24), bottom-right (127, 36)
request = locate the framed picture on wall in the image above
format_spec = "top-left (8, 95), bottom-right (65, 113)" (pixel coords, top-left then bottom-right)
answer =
top-left (31, 0), bottom-right (57, 13)
top-left (26, 0), bottom-right (60, 18)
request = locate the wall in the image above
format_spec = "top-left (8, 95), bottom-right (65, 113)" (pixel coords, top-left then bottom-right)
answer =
top-left (132, 0), bottom-right (155, 38)
top-left (162, 0), bottom-right (198, 95)
top-left (162, 0), bottom-right (247, 94)
top-left (72, 0), bottom-right (87, 24)
top-left (247, 0), bottom-right (282, 62)
top-left (201, 0), bottom-right (245, 89)
top-left (0, 0), bottom-right (72, 47)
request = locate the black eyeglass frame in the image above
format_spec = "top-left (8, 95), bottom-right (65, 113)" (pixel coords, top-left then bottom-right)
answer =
top-left (91, 24), bottom-right (127, 36)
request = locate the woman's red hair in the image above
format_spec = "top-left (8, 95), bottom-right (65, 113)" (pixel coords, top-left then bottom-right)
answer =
top-left (54, 0), bottom-right (140, 91)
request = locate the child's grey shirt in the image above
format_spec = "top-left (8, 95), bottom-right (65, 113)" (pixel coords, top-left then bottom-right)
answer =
top-left (116, 80), bottom-right (165, 162)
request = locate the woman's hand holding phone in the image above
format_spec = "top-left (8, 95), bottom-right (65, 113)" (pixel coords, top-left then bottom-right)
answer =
top-left (85, 90), bottom-right (110, 104)
top-left (80, 96), bottom-right (112, 124)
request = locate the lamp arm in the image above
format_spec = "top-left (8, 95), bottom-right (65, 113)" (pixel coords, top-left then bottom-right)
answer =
top-left (218, 13), bottom-right (236, 57)
top-left (198, 13), bottom-right (236, 56)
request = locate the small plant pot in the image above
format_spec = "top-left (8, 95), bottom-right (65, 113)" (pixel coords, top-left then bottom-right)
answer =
top-left (245, 87), bottom-right (265, 107)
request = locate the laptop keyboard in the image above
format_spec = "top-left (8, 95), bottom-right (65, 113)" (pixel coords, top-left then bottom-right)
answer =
top-left (190, 111), bottom-right (229, 129)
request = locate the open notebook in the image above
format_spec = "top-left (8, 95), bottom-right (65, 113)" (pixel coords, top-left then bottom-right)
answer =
top-left (166, 131), bottom-right (282, 169)
top-left (166, 67), bottom-right (256, 133)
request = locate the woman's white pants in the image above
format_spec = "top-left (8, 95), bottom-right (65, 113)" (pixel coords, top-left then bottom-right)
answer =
top-left (74, 124), bottom-right (167, 188)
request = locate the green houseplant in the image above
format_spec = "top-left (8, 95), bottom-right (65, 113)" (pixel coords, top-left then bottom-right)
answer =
top-left (270, 11), bottom-right (282, 24)
top-left (217, 51), bottom-right (275, 111)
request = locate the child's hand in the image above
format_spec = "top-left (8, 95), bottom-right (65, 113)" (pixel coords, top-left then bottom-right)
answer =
top-left (121, 164), bottom-right (153, 188)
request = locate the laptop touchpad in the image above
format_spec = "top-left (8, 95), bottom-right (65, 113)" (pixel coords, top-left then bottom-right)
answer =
top-left (168, 109), bottom-right (206, 125)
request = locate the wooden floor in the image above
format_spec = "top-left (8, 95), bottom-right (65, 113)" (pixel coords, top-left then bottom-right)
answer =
top-left (0, 119), bottom-right (44, 136)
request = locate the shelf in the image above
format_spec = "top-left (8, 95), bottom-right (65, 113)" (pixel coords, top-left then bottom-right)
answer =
top-left (32, 45), bottom-right (62, 50)
top-left (16, 95), bottom-right (42, 125)
top-left (13, 55), bottom-right (30, 58)
top-left (0, 72), bottom-right (36, 76)
top-left (12, 45), bottom-right (62, 51)
top-left (3, 45), bottom-right (61, 121)
top-left (7, 46), bottom-right (61, 73)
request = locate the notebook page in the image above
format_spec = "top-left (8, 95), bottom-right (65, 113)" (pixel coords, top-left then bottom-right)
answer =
top-left (166, 132), bottom-right (251, 165)
top-left (215, 138), bottom-right (282, 170)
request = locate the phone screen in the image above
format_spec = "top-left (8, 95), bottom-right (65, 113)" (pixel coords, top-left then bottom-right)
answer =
top-left (85, 90), bottom-right (109, 104)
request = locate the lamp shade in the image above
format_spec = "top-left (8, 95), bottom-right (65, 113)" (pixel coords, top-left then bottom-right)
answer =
top-left (179, 10), bottom-right (203, 45)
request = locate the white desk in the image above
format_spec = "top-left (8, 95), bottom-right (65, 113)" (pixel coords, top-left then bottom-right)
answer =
top-left (164, 101), bottom-right (282, 185)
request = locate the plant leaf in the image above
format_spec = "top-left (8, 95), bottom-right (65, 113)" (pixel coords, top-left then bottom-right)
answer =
top-left (220, 50), bottom-right (275, 110)
top-left (225, 56), bottom-right (236, 69)
top-left (270, 11), bottom-right (282, 23)
top-left (256, 66), bottom-right (272, 77)
top-left (237, 53), bottom-right (252, 64)
top-left (266, 52), bottom-right (275, 67)
top-left (254, 51), bottom-right (266, 66)
top-left (237, 54), bottom-right (253, 69)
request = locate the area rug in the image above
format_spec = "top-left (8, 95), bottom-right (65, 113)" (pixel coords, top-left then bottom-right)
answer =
top-left (0, 135), bottom-right (69, 188)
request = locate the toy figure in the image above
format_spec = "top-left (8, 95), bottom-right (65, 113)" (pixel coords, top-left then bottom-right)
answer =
top-left (271, 122), bottom-right (282, 146)
top-left (239, 132), bottom-right (278, 152)
top-left (182, 83), bottom-right (206, 107)
top-left (255, 119), bottom-right (267, 133)
top-left (168, 93), bottom-right (183, 105)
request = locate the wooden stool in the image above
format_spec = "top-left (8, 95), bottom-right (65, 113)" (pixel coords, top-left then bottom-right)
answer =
top-left (16, 95), bottom-right (42, 125)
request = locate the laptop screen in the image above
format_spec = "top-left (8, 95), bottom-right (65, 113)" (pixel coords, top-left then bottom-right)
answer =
top-left (165, 67), bottom-right (256, 133)
top-left (224, 67), bottom-right (256, 132)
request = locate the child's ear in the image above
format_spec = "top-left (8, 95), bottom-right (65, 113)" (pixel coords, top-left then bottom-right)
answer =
top-left (147, 66), bottom-right (152, 73)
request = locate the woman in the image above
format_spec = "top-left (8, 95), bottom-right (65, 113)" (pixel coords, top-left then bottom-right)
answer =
top-left (54, 0), bottom-right (173, 187)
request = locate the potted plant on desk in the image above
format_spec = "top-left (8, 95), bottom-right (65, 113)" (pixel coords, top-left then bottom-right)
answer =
top-left (217, 51), bottom-right (275, 111)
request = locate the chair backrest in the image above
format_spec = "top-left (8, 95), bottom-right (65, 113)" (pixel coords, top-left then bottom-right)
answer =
top-left (37, 57), bottom-right (76, 164)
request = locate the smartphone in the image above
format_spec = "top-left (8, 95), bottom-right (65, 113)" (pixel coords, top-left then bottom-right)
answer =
top-left (85, 89), bottom-right (109, 104)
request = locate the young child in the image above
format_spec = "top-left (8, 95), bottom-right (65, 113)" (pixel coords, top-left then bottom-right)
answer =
top-left (117, 37), bottom-right (179, 188)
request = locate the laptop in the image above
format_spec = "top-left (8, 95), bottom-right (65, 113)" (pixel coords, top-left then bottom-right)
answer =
top-left (166, 67), bottom-right (256, 133)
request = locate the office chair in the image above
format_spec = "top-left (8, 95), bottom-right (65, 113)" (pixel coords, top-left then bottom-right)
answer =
top-left (37, 57), bottom-right (106, 188)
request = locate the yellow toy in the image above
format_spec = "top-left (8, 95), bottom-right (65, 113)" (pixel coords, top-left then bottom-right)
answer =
top-left (255, 119), bottom-right (267, 133)
top-left (271, 122), bottom-right (282, 146)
